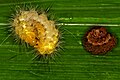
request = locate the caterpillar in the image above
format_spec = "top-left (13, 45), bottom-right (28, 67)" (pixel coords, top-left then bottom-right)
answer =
top-left (12, 8), bottom-right (59, 57)
top-left (83, 26), bottom-right (117, 55)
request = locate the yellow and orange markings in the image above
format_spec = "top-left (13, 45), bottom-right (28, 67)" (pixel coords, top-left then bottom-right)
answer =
top-left (12, 10), bottom-right (59, 55)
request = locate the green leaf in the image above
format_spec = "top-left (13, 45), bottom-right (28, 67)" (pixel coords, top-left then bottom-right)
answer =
top-left (0, 0), bottom-right (120, 80)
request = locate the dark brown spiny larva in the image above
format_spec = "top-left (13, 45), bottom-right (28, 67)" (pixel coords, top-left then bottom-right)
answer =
top-left (83, 26), bottom-right (116, 55)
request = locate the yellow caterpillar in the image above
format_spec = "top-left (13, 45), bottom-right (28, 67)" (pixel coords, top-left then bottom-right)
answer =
top-left (12, 10), bottom-right (59, 55)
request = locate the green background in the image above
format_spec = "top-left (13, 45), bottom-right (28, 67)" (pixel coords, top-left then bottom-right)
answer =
top-left (0, 0), bottom-right (120, 80)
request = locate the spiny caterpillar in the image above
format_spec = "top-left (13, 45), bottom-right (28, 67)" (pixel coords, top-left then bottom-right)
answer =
top-left (12, 9), bottom-right (59, 56)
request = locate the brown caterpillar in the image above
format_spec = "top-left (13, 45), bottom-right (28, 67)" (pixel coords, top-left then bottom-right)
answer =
top-left (83, 26), bottom-right (116, 55)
